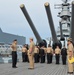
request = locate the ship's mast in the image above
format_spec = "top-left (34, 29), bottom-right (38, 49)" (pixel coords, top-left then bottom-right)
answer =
top-left (55, 0), bottom-right (71, 47)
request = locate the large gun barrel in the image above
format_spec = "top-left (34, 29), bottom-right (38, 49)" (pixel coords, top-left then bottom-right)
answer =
top-left (20, 4), bottom-right (42, 43)
top-left (59, 22), bottom-right (65, 41)
top-left (70, 1), bottom-right (74, 42)
top-left (20, 4), bottom-right (47, 47)
top-left (44, 2), bottom-right (58, 43)
top-left (44, 2), bottom-right (62, 49)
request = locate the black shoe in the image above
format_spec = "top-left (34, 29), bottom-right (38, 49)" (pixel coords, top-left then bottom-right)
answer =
top-left (67, 72), bottom-right (73, 74)
top-left (12, 66), bottom-right (18, 68)
top-left (63, 64), bottom-right (66, 65)
top-left (67, 72), bottom-right (69, 74)
top-left (47, 62), bottom-right (51, 64)
top-left (70, 72), bottom-right (73, 74)
top-left (28, 68), bottom-right (34, 70)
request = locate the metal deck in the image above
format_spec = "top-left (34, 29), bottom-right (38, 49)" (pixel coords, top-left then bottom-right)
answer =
top-left (0, 60), bottom-right (73, 75)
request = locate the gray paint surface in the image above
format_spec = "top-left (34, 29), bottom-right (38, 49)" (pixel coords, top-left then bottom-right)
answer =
top-left (59, 22), bottom-right (65, 41)
top-left (70, 1), bottom-right (74, 42)
top-left (0, 59), bottom-right (68, 75)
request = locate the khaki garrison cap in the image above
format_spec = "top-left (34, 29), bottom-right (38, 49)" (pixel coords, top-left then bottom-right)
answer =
top-left (29, 37), bottom-right (33, 40)
top-left (67, 38), bottom-right (72, 42)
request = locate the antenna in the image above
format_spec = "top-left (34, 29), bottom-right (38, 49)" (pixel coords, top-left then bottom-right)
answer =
top-left (62, 0), bottom-right (70, 3)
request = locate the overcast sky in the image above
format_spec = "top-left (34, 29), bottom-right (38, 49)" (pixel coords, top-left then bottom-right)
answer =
top-left (0, 0), bottom-right (72, 44)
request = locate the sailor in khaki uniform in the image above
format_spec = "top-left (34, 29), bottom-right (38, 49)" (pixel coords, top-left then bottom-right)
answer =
top-left (55, 46), bottom-right (61, 64)
top-left (46, 44), bottom-right (53, 64)
top-left (39, 46), bottom-right (46, 63)
top-left (28, 38), bottom-right (35, 69)
top-left (25, 44), bottom-right (29, 62)
top-left (22, 44), bottom-right (27, 62)
top-left (43, 46), bottom-right (47, 63)
top-left (67, 38), bottom-right (74, 74)
top-left (27, 49), bottom-right (29, 62)
top-left (11, 39), bottom-right (17, 68)
top-left (61, 46), bottom-right (67, 65)
top-left (34, 45), bottom-right (39, 63)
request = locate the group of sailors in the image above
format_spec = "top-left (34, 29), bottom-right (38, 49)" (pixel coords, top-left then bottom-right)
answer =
top-left (21, 43), bottom-right (67, 65)
top-left (11, 38), bottom-right (74, 74)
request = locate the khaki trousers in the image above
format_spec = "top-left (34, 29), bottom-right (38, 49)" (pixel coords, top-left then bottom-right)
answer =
top-left (28, 54), bottom-right (34, 68)
top-left (67, 56), bottom-right (73, 72)
top-left (68, 61), bottom-right (73, 72)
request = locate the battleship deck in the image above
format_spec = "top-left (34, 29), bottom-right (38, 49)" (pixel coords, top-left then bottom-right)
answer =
top-left (0, 61), bottom-right (72, 75)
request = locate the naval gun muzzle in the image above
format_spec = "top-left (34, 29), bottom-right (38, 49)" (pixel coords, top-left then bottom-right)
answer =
top-left (70, 1), bottom-right (74, 42)
top-left (59, 22), bottom-right (65, 41)
top-left (20, 4), bottom-right (47, 47)
top-left (44, 2), bottom-right (62, 49)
